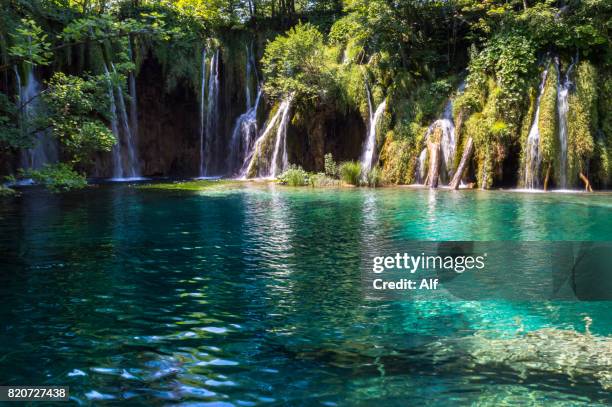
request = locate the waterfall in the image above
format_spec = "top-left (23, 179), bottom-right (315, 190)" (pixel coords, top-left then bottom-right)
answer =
top-left (270, 99), bottom-right (292, 177)
top-left (523, 66), bottom-right (549, 189)
top-left (198, 48), bottom-right (207, 177)
top-left (360, 81), bottom-right (386, 174)
top-left (111, 62), bottom-right (140, 178)
top-left (228, 45), bottom-right (262, 175)
top-left (128, 39), bottom-right (139, 141)
top-left (416, 82), bottom-right (464, 184)
top-left (16, 69), bottom-right (58, 170)
top-left (103, 64), bottom-right (123, 178)
top-left (241, 97), bottom-right (292, 178)
top-left (200, 49), bottom-right (220, 177)
top-left (556, 58), bottom-right (576, 189)
top-left (105, 63), bottom-right (140, 179)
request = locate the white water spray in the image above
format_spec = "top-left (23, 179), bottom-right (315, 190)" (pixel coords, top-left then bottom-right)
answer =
top-left (105, 62), bottom-right (140, 179)
top-left (228, 45), bottom-right (262, 175)
top-left (200, 49), bottom-right (220, 177)
top-left (523, 66), bottom-right (549, 189)
top-left (556, 57), bottom-right (576, 189)
top-left (241, 97), bottom-right (292, 178)
top-left (416, 82), bottom-right (465, 184)
top-left (360, 81), bottom-right (386, 174)
top-left (15, 69), bottom-right (58, 170)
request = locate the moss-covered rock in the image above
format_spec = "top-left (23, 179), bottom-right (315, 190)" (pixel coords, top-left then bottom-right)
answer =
top-left (567, 61), bottom-right (597, 186)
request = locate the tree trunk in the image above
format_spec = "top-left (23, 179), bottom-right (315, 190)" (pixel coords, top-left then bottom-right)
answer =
top-left (579, 172), bottom-right (593, 192)
top-left (427, 140), bottom-right (441, 189)
top-left (450, 137), bottom-right (473, 190)
top-left (543, 165), bottom-right (551, 191)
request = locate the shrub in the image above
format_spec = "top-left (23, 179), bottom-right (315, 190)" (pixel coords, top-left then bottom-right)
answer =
top-left (365, 166), bottom-right (383, 187)
top-left (324, 153), bottom-right (338, 178)
top-left (339, 161), bottom-right (361, 185)
top-left (19, 163), bottom-right (87, 192)
top-left (277, 165), bottom-right (309, 186)
top-left (309, 172), bottom-right (340, 187)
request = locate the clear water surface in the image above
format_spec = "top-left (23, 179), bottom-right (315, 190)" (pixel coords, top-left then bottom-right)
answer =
top-left (1, 184), bottom-right (611, 405)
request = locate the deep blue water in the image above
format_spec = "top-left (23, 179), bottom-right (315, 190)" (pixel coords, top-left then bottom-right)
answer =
top-left (0, 184), bottom-right (611, 405)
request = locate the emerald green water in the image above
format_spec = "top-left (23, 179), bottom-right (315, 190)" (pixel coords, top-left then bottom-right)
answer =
top-left (1, 184), bottom-right (611, 405)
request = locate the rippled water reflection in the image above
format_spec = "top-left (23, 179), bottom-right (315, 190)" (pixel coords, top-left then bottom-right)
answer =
top-left (1, 184), bottom-right (611, 405)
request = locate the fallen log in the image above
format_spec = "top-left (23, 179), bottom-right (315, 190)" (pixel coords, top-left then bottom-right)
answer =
top-left (579, 172), bottom-right (593, 192)
top-left (449, 137), bottom-right (473, 190)
top-left (427, 140), bottom-right (441, 189)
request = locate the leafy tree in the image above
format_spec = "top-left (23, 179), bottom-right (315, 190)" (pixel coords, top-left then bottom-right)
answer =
top-left (43, 72), bottom-right (116, 163)
top-left (261, 22), bottom-right (335, 102)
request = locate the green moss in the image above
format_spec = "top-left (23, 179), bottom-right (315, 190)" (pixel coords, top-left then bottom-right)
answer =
top-left (138, 179), bottom-right (240, 191)
top-left (599, 72), bottom-right (612, 186)
top-left (380, 130), bottom-right (417, 184)
top-left (567, 61), bottom-right (597, 185)
top-left (464, 78), bottom-right (507, 189)
top-left (538, 62), bottom-right (559, 175)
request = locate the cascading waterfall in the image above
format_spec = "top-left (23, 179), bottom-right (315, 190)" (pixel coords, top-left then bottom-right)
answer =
top-left (556, 57), bottom-right (575, 189)
top-left (103, 64), bottom-right (123, 178)
top-left (241, 97), bottom-right (292, 178)
top-left (270, 99), bottom-right (292, 177)
top-left (523, 66), bottom-right (549, 189)
top-left (128, 39), bottom-right (139, 140)
top-left (105, 62), bottom-right (140, 179)
top-left (198, 48), bottom-right (207, 177)
top-left (15, 69), bottom-right (58, 170)
top-left (360, 81), bottom-right (386, 174)
top-left (200, 49), bottom-right (220, 177)
top-left (416, 82), bottom-right (464, 184)
top-left (228, 45), bottom-right (262, 175)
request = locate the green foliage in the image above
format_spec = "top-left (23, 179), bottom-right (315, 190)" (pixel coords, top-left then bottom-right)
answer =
top-left (277, 165), bottom-right (309, 186)
top-left (43, 72), bottom-right (116, 163)
top-left (262, 23), bottom-right (336, 103)
top-left (599, 72), bottom-right (612, 186)
top-left (338, 161), bottom-right (361, 185)
top-left (364, 166), bottom-right (383, 187)
top-left (324, 153), bottom-right (338, 177)
top-left (0, 92), bottom-right (23, 149)
top-left (379, 130), bottom-right (416, 184)
top-left (465, 31), bottom-right (536, 128)
top-left (0, 184), bottom-right (17, 196)
top-left (9, 19), bottom-right (53, 67)
top-left (567, 61), bottom-right (597, 183)
top-left (538, 62), bottom-right (559, 176)
top-left (19, 163), bottom-right (87, 192)
top-left (309, 173), bottom-right (340, 187)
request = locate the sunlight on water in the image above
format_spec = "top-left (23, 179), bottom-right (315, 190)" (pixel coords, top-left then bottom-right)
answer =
top-left (1, 184), bottom-right (611, 405)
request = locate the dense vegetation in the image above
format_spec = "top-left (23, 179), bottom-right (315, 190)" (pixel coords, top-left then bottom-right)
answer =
top-left (0, 0), bottom-right (610, 190)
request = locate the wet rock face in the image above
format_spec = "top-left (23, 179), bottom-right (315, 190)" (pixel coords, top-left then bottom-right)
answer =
top-left (288, 108), bottom-right (365, 172)
top-left (4, 52), bottom-right (364, 179)
top-left (137, 56), bottom-right (200, 177)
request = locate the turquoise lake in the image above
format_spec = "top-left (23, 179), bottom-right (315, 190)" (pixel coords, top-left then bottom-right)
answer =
top-left (1, 184), bottom-right (611, 405)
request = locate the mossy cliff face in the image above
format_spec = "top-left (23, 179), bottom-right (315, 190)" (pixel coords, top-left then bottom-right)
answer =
top-left (537, 62), bottom-right (559, 184)
top-left (567, 61), bottom-right (597, 186)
